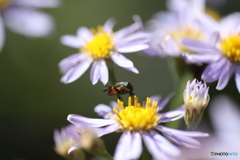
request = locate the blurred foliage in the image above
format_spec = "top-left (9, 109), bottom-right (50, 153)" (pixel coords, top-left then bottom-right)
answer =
top-left (0, 0), bottom-right (240, 159)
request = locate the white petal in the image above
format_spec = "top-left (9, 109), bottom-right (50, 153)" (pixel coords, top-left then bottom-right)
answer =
top-left (103, 18), bottom-right (116, 33)
top-left (0, 15), bottom-right (5, 52)
top-left (142, 131), bottom-right (180, 160)
top-left (53, 129), bottom-right (61, 144)
top-left (96, 124), bottom-right (119, 137)
top-left (113, 132), bottom-right (142, 160)
top-left (128, 132), bottom-right (142, 160)
top-left (60, 35), bottom-right (83, 48)
top-left (111, 53), bottom-right (133, 67)
top-left (147, 12), bottom-right (178, 31)
top-left (156, 125), bottom-right (209, 137)
top-left (183, 52), bottom-right (221, 64)
top-left (210, 95), bottom-right (240, 146)
top-left (162, 35), bottom-right (180, 56)
top-left (160, 105), bottom-right (184, 119)
top-left (59, 54), bottom-right (87, 73)
top-left (13, 0), bottom-right (60, 8)
top-left (77, 27), bottom-right (93, 42)
top-left (117, 44), bottom-right (149, 53)
top-left (61, 58), bottom-right (92, 83)
top-left (114, 18), bottom-right (141, 42)
top-left (169, 134), bottom-right (202, 148)
top-left (114, 131), bottom-right (132, 160)
top-left (157, 92), bottom-right (174, 110)
top-left (201, 58), bottom-right (227, 82)
top-left (181, 38), bottom-right (217, 53)
top-left (150, 95), bottom-right (162, 104)
top-left (117, 32), bottom-right (150, 47)
top-left (122, 66), bottom-right (139, 74)
top-left (94, 104), bottom-right (112, 119)
top-left (216, 62), bottom-right (235, 90)
top-left (220, 12), bottom-right (240, 32)
top-left (99, 60), bottom-right (109, 85)
top-left (167, 0), bottom-right (188, 13)
top-left (157, 126), bottom-right (208, 149)
top-left (68, 144), bottom-right (81, 154)
top-left (152, 130), bottom-right (181, 157)
top-left (109, 101), bottom-right (120, 110)
top-left (90, 61), bottom-right (100, 85)
top-left (160, 114), bottom-right (184, 123)
top-left (208, 32), bottom-right (220, 47)
top-left (195, 15), bottom-right (220, 35)
top-left (4, 7), bottom-right (54, 37)
top-left (235, 66), bottom-right (240, 93)
top-left (191, 0), bottom-right (205, 15)
top-left (67, 114), bottom-right (116, 127)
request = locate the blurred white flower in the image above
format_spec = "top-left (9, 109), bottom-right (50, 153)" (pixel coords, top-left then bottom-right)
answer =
top-left (144, 0), bottom-right (218, 58)
top-left (0, 0), bottom-right (60, 51)
top-left (54, 125), bottom-right (85, 160)
top-left (179, 95), bottom-right (240, 160)
top-left (182, 12), bottom-right (240, 93)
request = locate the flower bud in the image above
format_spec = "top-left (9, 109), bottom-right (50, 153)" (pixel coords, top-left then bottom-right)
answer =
top-left (54, 125), bottom-right (85, 160)
top-left (183, 79), bottom-right (210, 130)
top-left (67, 125), bottom-right (107, 158)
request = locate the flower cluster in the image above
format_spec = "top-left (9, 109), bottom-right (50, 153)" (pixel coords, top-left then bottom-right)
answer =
top-left (1, 0), bottom-right (239, 159)
top-left (53, 0), bottom-right (240, 159)
top-left (0, 0), bottom-right (60, 51)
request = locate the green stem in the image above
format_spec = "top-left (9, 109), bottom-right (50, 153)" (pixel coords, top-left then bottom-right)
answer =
top-left (106, 59), bottom-right (117, 85)
top-left (165, 57), bottom-right (194, 129)
top-left (96, 150), bottom-right (113, 160)
top-left (106, 59), bottom-right (123, 102)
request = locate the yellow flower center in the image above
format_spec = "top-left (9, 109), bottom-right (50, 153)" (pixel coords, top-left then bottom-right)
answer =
top-left (220, 34), bottom-right (240, 62)
top-left (111, 96), bottom-right (161, 131)
top-left (0, 0), bottom-right (11, 9)
top-left (82, 26), bottom-right (114, 60)
top-left (167, 25), bottom-right (204, 52)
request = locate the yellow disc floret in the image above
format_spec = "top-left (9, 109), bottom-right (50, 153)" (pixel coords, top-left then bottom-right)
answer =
top-left (82, 26), bottom-right (114, 60)
top-left (0, 0), bottom-right (11, 9)
top-left (220, 34), bottom-right (240, 62)
top-left (167, 25), bottom-right (204, 52)
top-left (111, 96), bottom-right (161, 131)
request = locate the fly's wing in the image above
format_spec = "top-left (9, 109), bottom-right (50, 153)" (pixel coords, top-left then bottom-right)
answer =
top-left (103, 88), bottom-right (108, 92)
top-left (103, 85), bottom-right (111, 92)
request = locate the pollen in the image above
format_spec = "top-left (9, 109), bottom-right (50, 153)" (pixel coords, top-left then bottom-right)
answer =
top-left (167, 25), bottom-right (204, 52)
top-left (220, 34), bottom-right (240, 62)
top-left (0, 0), bottom-right (11, 9)
top-left (112, 96), bottom-right (161, 131)
top-left (82, 26), bottom-right (114, 60)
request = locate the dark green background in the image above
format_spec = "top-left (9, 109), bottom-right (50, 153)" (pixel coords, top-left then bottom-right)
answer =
top-left (0, 0), bottom-right (239, 159)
